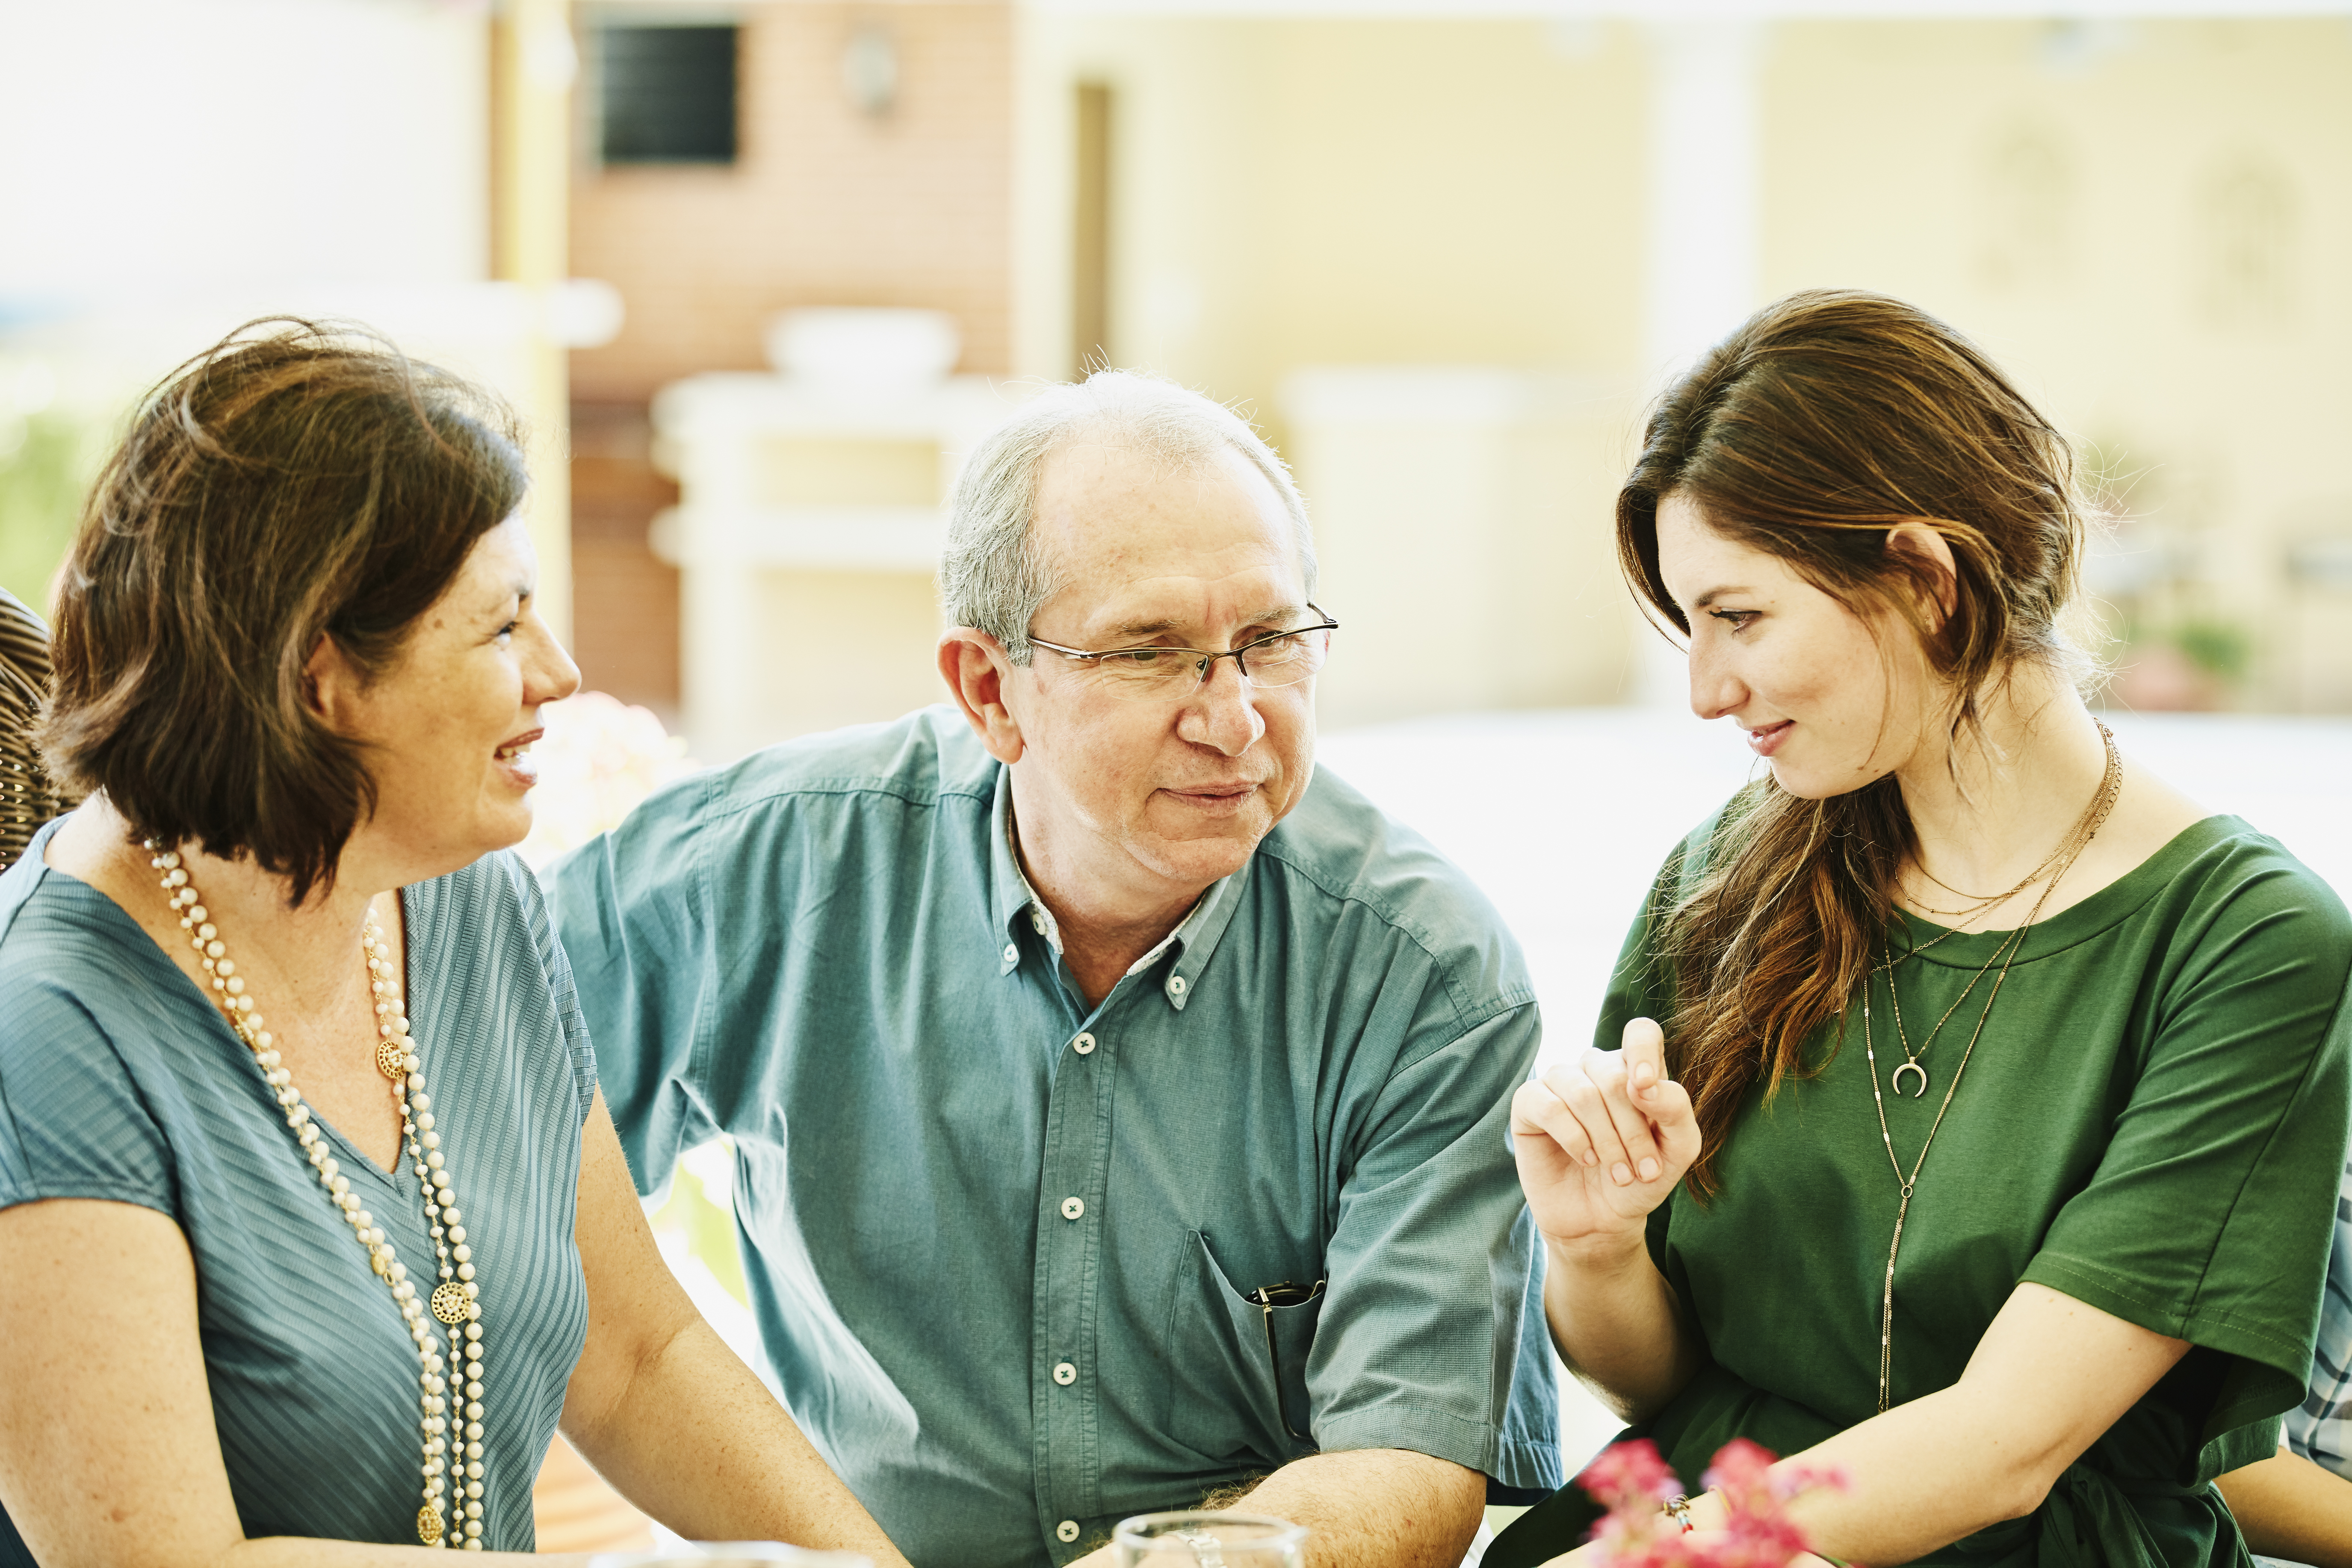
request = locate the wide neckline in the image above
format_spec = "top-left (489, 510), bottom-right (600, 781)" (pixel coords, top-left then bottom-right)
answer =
top-left (1891, 813), bottom-right (2246, 967)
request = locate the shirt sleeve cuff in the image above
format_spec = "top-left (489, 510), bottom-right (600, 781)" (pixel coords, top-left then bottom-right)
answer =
top-left (1314, 1404), bottom-right (1564, 1492)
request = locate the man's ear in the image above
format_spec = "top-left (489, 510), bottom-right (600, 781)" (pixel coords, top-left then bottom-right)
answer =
top-left (302, 632), bottom-right (369, 733)
top-left (938, 629), bottom-right (1025, 765)
top-left (1884, 522), bottom-right (1960, 624)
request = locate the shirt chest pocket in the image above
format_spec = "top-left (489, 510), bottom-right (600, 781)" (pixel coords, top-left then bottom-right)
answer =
top-left (1161, 1229), bottom-right (1324, 1465)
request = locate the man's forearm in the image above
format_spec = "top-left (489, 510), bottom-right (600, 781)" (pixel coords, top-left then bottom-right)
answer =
top-left (2216, 1448), bottom-right (2352, 1568)
top-left (1067, 1449), bottom-right (1481, 1568)
top-left (1198, 1449), bottom-right (1485, 1568)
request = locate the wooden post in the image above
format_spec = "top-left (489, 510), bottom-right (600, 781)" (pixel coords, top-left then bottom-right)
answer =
top-left (491, 0), bottom-right (576, 643)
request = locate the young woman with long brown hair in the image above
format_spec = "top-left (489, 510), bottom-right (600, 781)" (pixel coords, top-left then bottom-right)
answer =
top-left (1489, 291), bottom-right (2352, 1568)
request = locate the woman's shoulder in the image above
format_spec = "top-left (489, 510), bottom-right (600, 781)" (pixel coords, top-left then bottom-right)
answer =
top-left (0, 832), bottom-right (168, 1016)
top-left (2154, 815), bottom-right (2351, 936)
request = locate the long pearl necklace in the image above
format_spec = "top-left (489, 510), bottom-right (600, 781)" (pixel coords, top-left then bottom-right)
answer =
top-left (147, 844), bottom-right (488, 1550)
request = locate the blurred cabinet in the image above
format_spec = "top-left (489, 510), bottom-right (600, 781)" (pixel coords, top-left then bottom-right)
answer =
top-left (650, 371), bottom-right (1010, 764)
top-left (1279, 367), bottom-right (1640, 728)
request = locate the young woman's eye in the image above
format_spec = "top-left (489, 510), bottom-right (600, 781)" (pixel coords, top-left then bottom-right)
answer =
top-left (1708, 609), bottom-right (1758, 632)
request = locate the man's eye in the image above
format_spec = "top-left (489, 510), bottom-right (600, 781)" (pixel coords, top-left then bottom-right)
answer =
top-left (1106, 648), bottom-right (1170, 666)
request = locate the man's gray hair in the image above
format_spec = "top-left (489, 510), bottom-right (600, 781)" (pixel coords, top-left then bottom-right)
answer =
top-left (940, 370), bottom-right (1318, 664)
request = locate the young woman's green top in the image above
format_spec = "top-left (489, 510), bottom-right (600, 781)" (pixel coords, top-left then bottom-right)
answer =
top-left (1492, 807), bottom-right (2352, 1568)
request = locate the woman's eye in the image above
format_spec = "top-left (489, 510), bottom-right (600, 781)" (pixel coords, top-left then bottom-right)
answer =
top-left (1708, 609), bottom-right (1758, 632)
top-left (495, 620), bottom-right (519, 642)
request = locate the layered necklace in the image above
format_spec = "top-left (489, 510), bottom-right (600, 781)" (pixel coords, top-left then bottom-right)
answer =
top-left (147, 843), bottom-right (488, 1550)
top-left (1859, 721), bottom-right (2121, 1413)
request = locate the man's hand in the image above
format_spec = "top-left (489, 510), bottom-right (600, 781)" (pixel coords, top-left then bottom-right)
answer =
top-left (1069, 1451), bottom-right (1481, 1568)
top-left (1510, 1018), bottom-right (1701, 1255)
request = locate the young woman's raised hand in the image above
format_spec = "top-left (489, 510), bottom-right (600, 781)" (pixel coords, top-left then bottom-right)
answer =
top-left (1510, 1017), bottom-right (1702, 1252)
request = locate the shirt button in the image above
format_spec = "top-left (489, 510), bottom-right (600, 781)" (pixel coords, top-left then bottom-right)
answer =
top-left (1056, 1520), bottom-right (1081, 1543)
top-left (1073, 1033), bottom-right (1096, 1055)
top-left (1031, 911), bottom-right (1046, 933)
top-left (1003, 943), bottom-right (1019, 964)
top-left (1167, 974), bottom-right (1187, 998)
top-left (1060, 1196), bottom-right (1085, 1220)
top-left (1053, 1360), bottom-right (1077, 1385)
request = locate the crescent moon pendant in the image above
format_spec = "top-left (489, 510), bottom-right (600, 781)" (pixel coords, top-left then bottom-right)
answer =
top-left (1891, 1061), bottom-right (1929, 1098)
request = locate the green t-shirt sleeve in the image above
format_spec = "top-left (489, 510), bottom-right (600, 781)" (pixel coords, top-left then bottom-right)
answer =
top-left (2019, 846), bottom-right (2352, 1456)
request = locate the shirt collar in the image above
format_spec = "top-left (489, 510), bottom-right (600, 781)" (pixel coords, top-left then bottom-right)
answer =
top-left (986, 766), bottom-right (1250, 1010)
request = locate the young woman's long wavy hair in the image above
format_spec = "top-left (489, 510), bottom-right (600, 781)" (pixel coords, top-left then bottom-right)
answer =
top-left (1619, 290), bottom-right (2091, 1196)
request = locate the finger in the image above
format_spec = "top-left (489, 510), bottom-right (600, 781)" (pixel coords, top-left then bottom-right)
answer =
top-left (1556, 1060), bottom-right (1635, 1179)
top-left (1646, 1078), bottom-right (1703, 1177)
top-left (1542, 1063), bottom-right (1617, 1169)
top-left (1620, 1017), bottom-right (1669, 1104)
top-left (1513, 1075), bottom-right (1601, 1171)
top-left (1582, 1046), bottom-right (1665, 1186)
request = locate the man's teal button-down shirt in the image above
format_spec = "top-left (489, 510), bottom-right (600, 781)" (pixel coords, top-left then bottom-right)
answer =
top-left (550, 709), bottom-right (1561, 1566)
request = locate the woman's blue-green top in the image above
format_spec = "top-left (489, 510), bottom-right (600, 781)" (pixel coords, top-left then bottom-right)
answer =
top-left (1490, 809), bottom-right (2352, 1568)
top-left (0, 816), bottom-right (598, 1562)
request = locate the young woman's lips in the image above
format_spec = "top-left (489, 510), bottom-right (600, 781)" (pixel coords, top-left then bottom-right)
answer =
top-left (1745, 721), bottom-right (1794, 758)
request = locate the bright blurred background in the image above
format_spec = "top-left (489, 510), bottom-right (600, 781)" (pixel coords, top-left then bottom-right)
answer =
top-left (4, 0), bottom-right (2349, 1543)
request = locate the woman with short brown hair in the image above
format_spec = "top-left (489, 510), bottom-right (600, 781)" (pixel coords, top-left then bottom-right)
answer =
top-left (1493, 291), bottom-right (2351, 1568)
top-left (0, 322), bottom-right (909, 1566)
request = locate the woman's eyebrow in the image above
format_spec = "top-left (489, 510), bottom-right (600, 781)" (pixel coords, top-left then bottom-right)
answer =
top-left (1692, 586), bottom-right (1754, 609)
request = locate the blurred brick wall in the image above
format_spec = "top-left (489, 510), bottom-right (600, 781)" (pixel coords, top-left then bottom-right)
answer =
top-left (566, 2), bottom-right (1011, 716)
top-left (570, 1), bottom-right (1015, 402)
top-left (568, 403), bottom-right (682, 720)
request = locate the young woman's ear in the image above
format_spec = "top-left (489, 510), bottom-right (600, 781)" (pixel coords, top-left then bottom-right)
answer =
top-left (1884, 523), bottom-right (1960, 624)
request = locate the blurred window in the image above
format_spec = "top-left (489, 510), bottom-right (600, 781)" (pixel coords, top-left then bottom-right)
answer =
top-left (599, 23), bottom-right (738, 165)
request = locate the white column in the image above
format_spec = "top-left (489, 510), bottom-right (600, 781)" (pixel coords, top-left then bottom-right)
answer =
top-left (1637, 20), bottom-right (1767, 706)
top-left (1643, 21), bottom-right (1766, 383)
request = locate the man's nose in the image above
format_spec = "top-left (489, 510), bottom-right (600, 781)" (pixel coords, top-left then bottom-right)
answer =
top-left (1177, 655), bottom-right (1266, 755)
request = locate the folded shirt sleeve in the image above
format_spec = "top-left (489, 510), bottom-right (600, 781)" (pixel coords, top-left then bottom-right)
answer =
top-left (0, 974), bottom-right (177, 1217)
top-left (1307, 999), bottom-right (1563, 1491)
top-left (2021, 853), bottom-right (2352, 1445)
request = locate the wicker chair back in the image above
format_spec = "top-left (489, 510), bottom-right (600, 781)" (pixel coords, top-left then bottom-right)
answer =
top-left (0, 587), bottom-right (75, 870)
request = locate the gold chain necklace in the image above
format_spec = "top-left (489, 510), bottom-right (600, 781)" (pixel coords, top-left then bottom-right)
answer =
top-left (1859, 721), bottom-right (2121, 1414)
top-left (1878, 721), bottom-right (2121, 1095)
top-left (147, 843), bottom-right (488, 1550)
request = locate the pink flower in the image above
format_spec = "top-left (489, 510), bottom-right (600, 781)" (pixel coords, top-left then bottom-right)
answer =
top-left (1577, 1439), bottom-right (1849, 1568)
top-left (1576, 1440), bottom-right (1683, 1509)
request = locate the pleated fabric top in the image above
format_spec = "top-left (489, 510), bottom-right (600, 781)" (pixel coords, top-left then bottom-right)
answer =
top-left (0, 815), bottom-right (597, 1562)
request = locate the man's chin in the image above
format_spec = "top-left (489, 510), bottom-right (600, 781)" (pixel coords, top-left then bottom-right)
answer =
top-left (1129, 824), bottom-right (1269, 889)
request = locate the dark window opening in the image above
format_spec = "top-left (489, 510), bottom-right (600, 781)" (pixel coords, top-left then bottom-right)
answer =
top-left (600, 24), bottom-right (738, 165)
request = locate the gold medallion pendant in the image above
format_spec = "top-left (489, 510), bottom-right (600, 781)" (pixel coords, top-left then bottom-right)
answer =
top-left (418, 1503), bottom-right (446, 1545)
top-left (376, 1036), bottom-right (410, 1079)
top-left (431, 1281), bottom-right (471, 1325)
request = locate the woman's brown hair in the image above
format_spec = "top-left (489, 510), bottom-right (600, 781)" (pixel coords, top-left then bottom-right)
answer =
top-left (40, 319), bottom-right (527, 904)
top-left (1618, 289), bottom-right (2088, 1196)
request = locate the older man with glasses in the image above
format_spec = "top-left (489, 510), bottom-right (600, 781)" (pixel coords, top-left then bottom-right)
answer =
top-left (551, 371), bottom-right (1560, 1567)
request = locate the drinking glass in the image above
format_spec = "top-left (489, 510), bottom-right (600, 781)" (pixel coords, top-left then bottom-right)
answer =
top-left (1112, 1511), bottom-right (1308, 1568)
